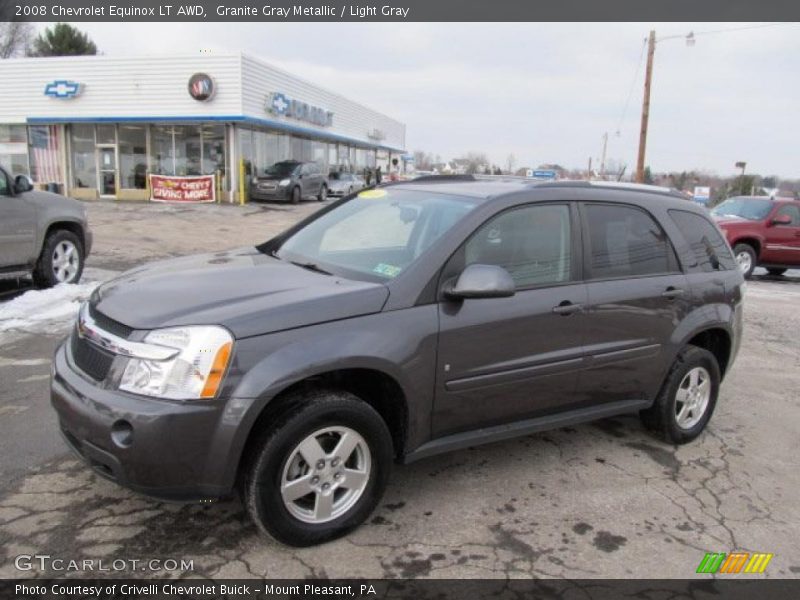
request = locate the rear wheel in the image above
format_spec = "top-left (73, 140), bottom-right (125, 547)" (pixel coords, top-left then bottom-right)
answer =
top-left (318, 184), bottom-right (327, 202)
top-left (242, 390), bottom-right (393, 546)
top-left (733, 243), bottom-right (756, 279)
top-left (33, 230), bottom-right (84, 288)
top-left (767, 268), bottom-right (787, 277)
top-left (640, 345), bottom-right (720, 444)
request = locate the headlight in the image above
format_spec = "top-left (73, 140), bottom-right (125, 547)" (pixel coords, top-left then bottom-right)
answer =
top-left (119, 326), bottom-right (233, 400)
top-left (278, 178), bottom-right (291, 186)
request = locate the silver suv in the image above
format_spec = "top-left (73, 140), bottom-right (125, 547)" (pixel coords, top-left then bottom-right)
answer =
top-left (0, 165), bottom-right (92, 287)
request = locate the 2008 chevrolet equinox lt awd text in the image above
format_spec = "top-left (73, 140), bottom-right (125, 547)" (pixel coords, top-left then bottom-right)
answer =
top-left (51, 178), bottom-right (743, 546)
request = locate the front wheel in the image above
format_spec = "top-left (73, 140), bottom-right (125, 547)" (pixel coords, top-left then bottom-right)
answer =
top-left (242, 390), bottom-right (393, 546)
top-left (733, 243), bottom-right (757, 279)
top-left (317, 185), bottom-right (327, 202)
top-left (33, 230), bottom-right (84, 288)
top-left (290, 186), bottom-right (301, 204)
top-left (640, 345), bottom-right (720, 444)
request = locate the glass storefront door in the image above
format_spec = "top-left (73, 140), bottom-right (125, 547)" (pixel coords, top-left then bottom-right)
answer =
top-left (96, 145), bottom-right (118, 197)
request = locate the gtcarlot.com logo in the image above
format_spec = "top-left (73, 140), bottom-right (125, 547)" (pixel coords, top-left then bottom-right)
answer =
top-left (15, 554), bottom-right (194, 572)
top-left (697, 552), bottom-right (774, 574)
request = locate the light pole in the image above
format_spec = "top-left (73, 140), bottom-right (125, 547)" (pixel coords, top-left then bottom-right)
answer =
top-left (635, 30), bottom-right (696, 183)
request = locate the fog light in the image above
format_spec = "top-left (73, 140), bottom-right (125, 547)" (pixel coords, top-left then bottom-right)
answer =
top-left (111, 420), bottom-right (134, 448)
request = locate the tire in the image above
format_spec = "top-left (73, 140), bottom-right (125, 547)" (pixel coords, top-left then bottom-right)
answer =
top-left (290, 186), bottom-right (301, 204)
top-left (640, 345), bottom-right (720, 444)
top-left (317, 185), bottom-right (327, 202)
top-left (733, 243), bottom-right (757, 279)
top-left (242, 390), bottom-right (393, 546)
top-left (33, 230), bottom-right (84, 288)
top-left (767, 268), bottom-right (787, 277)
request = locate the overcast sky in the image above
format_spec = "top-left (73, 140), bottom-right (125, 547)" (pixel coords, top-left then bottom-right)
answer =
top-left (43, 22), bottom-right (800, 177)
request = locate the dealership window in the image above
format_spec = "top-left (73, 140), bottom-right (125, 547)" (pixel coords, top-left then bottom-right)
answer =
top-left (0, 124), bottom-right (27, 143)
top-left (173, 125), bottom-right (202, 176)
top-left (311, 140), bottom-right (327, 172)
top-left (202, 124), bottom-right (226, 176)
top-left (150, 124), bottom-right (226, 178)
top-left (70, 124), bottom-right (96, 189)
top-left (28, 125), bottom-right (62, 184)
top-left (118, 125), bottom-right (147, 189)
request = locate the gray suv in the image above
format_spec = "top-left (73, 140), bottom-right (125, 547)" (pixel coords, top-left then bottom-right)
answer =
top-left (51, 178), bottom-right (743, 546)
top-left (249, 160), bottom-right (327, 204)
top-left (0, 166), bottom-right (92, 287)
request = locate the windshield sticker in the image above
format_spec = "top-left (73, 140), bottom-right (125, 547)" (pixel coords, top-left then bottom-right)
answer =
top-left (358, 189), bottom-right (388, 199)
top-left (373, 263), bottom-right (402, 278)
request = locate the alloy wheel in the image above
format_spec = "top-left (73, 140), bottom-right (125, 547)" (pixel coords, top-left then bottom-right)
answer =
top-left (675, 366), bottom-right (711, 429)
top-left (52, 240), bottom-right (79, 283)
top-left (280, 426), bottom-right (371, 524)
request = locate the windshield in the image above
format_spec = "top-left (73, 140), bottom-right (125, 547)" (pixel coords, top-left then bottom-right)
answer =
top-left (274, 188), bottom-right (478, 281)
top-left (329, 173), bottom-right (351, 181)
top-left (264, 162), bottom-right (299, 178)
top-left (711, 197), bottom-right (774, 221)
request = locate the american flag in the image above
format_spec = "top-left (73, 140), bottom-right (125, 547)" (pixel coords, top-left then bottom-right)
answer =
top-left (30, 125), bottom-right (62, 184)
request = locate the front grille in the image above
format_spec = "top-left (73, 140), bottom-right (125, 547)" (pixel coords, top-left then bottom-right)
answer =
top-left (70, 331), bottom-right (115, 381)
top-left (88, 304), bottom-right (133, 338)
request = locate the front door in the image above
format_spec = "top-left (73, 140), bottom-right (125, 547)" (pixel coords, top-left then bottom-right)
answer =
top-left (762, 203), bottom-right (800, 265)
top-left (0, 170), bottom-right (36, 267)
top-left (96, 145), bottom-right (118, 197)
top-left (434, 202), bottom-right (587, 437)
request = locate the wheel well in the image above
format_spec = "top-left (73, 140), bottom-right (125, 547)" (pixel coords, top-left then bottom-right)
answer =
top-left (732, 237), bottom-right (760, 257)
top-left (687, 328), bottom-right (732, 377)
top-left (237, 368), bottom-right (408, 479)
top-left (44, 222), bottom-right (85, 253)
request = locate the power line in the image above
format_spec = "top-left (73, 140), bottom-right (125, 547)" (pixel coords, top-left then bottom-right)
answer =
top-left (688, 22), bottom-right (797, 39)
top-left (614, 36), bottom-right (647, 138)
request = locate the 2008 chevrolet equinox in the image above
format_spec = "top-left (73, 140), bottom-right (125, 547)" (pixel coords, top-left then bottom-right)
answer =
top-left (51, 178), bottom-right (743, 546)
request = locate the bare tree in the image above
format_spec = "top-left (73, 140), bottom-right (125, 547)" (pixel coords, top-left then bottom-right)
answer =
top-left (0, 21), bottom-right (34, 58)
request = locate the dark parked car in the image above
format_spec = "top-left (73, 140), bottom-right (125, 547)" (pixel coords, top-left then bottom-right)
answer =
top-left (249, 160), bottom-right (327, 204)
top-left (0, 165), bottom-right (92, 287)
top-left (52, 179), bottom-right (743, 546)
top-left (711, 195), bottom-right (800, 278)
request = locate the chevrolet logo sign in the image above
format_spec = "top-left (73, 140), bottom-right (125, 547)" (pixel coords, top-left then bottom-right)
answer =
top-left (44, 80), bottom-right (83, 99)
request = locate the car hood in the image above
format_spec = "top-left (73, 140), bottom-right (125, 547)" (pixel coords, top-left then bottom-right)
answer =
top-left (25, 189), bottom-right (86, 215)
top-left (92, 248), bottom-right (389, 338)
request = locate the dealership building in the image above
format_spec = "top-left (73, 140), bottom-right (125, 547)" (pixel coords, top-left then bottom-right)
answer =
top-left (0, 53), bottom-right (406, 202)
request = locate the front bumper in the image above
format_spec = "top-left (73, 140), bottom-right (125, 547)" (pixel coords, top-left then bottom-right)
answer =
top-left (248, 185), bottom-right (290, 202)
top-left (50, 340), bottom-right (246, 502)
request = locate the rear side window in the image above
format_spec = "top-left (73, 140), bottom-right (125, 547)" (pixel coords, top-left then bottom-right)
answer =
top-left (669, 210), bottom-right (736, 271)
top-left (585, 204), bottom-right (677, 279)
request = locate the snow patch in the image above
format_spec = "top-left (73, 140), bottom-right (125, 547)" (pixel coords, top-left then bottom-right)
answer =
top-left (0, 281), bottom-right (99, 335)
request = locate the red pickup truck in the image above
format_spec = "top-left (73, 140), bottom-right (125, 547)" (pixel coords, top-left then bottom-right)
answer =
top-left (711, 196), bottom-right (800, 279)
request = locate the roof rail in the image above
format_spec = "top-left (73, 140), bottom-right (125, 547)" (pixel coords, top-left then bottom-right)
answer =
top-left (406, 174), bottom-right (477, 183)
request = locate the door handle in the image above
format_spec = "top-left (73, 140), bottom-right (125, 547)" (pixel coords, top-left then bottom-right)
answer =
top-left (552, 301), bottom-right (582, 316)
top-left (662, 287), bottom-right (685, 299)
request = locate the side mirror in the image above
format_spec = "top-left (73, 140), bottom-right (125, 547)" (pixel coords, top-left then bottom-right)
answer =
top-left (444, 264), bottom-right (516, 300)
top-left (14, 175), bottom-right (34, 194)
top-left (771, 214), bottom-right (792, 226)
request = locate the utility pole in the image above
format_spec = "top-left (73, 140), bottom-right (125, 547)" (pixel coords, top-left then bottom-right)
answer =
top-left (635, 30), bottom-right (656, 183)
top-left (600, 132), bottom-right (608, 179)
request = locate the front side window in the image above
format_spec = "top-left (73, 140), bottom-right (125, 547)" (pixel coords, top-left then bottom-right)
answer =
top-left (274, 189), bottom-right (477, 281)
top-left (669, 209), bottom-right (735, 272)
top-left (585, 204), bottom-right (676, 279)
top-left (774, 204), bottom-right (800, 225)
top-left (711, 197), bottom-right (774, 221)
top-left (464, 204), bottom-right (572, 288)
top-left (0, 170), bottom-right (9, 195)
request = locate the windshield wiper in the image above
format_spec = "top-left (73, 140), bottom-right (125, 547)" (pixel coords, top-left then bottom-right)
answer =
top-left (290, 261), bottom-right (332, 275)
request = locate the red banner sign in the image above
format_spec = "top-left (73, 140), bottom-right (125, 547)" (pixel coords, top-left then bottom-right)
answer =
top-left (149, 174), bottom-right (216, 203)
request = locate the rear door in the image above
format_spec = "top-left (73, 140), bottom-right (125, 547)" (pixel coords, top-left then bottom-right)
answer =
top-left (762, 203), bottom-right (800, 265)
top-left (434, 202), bottom-right (587, 437)
top-left (576, 202), bottom-right (690, 406)
top-left (0, 169), bottom-right (36, 268)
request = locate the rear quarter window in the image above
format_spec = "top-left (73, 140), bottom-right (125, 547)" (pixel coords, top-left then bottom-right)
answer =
top-left (668, 209), bottom-right (736, 272)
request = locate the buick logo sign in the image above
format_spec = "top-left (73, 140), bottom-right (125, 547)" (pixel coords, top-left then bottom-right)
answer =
top-left (188, 73), bottom-right (215, 102)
